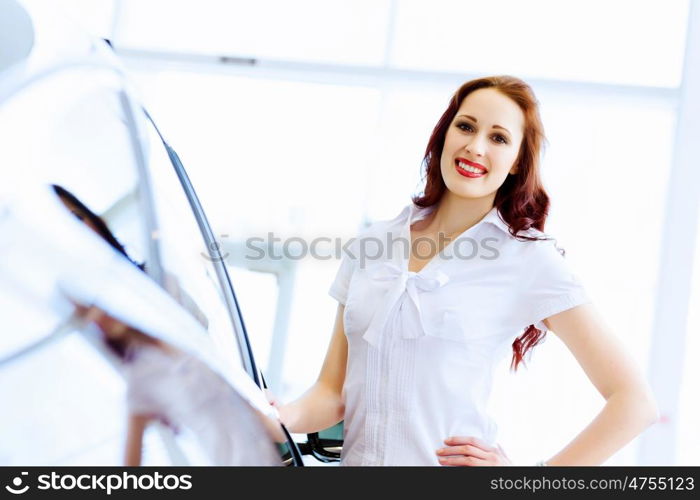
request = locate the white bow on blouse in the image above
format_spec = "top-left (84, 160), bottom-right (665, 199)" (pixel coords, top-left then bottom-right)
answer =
top-left (362, 262), bottom-right (450, 347)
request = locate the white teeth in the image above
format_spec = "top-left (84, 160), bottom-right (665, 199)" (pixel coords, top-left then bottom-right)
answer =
top-left (458, 161), bottom-right (485, 175)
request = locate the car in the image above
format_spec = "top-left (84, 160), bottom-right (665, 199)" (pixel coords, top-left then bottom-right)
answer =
top-left (0, 0), bottom-right (340, 467)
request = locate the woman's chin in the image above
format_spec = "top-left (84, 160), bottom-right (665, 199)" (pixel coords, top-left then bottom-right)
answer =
top-left (445, 185), bottom-right (490, 200)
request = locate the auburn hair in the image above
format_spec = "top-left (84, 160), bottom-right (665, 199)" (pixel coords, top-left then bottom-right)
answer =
top-left (412, 75), bottom-right (554, 371)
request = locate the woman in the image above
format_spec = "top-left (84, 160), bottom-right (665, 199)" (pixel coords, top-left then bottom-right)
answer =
top-left (275, 75), bottom-right (658, 466)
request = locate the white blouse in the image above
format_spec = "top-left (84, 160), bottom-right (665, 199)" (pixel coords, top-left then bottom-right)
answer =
top-left (329, 202), bottom-right (590, 466)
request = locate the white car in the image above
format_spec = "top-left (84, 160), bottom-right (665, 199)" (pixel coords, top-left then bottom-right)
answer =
top-left (0, 0), bottom-right (346, 466)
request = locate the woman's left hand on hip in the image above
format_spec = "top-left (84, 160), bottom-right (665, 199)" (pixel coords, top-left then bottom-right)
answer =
top-left (436, 436), bottom-right (511, 466)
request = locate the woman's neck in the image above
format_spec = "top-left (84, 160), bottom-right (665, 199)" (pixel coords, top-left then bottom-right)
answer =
top-left (427, 192), bottom-right (495, 238)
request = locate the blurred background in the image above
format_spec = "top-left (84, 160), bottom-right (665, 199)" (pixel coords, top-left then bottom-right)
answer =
top-left (2, 0), bottom-right (699, 466)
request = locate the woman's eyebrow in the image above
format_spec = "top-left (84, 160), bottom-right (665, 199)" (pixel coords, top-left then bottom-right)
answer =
top-left (457, 114), bottom-right (511, 135)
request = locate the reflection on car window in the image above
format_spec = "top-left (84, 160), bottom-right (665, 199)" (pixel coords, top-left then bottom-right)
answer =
top-left (72, 304), bottom-right (280, 466)
top-left (52, 183), bottom-right (209, 330)
top-left (53, 184), bottom-right (146, 271)
top-left (0, 70), bottom-right (148, 356)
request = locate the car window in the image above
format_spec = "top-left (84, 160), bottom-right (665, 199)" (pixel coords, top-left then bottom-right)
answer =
top-left (141, 116), bottom-right (254, 376)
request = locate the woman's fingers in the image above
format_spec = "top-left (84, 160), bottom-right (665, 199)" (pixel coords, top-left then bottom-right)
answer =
top-left (436, 436), bottom-right (511, 466)
top-left (436, 443), bottom-right (490, 459)
top-left (444, 435), bottom-right (492, 450)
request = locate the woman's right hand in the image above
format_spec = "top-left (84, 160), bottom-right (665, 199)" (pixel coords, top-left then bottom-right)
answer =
top-left (262, 304), bottom-right (348, 435)
top-left (261, 389), bottom-right (290, 443)
top-left (264, 388), bottom-right (293, 428)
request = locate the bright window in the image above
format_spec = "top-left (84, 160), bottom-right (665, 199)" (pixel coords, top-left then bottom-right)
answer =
top-left (115, 0), bottom-right (391, 66)
top-left (390, 0), bottom-right (689, 87)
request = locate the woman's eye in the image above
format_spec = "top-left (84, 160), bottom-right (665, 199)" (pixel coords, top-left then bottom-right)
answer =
top-left (492, 135), bottom-right (508, 144)
top-left (456, 122), bottom-right (474, 132)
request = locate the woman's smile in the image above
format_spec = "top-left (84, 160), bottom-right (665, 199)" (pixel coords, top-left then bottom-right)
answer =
top-left (455, 158), bottom-right (487, 178)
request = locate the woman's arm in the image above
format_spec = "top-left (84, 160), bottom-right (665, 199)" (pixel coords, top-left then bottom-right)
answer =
top-left (124, 414), bottom-right (151, 466)
top-left (276, 304), bottom-right (348, 434)
top-left (542, 302), bottom-right (659, 465)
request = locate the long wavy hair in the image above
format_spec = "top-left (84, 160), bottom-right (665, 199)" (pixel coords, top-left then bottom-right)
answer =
top-left (412, 75), bottom-right (553, 371)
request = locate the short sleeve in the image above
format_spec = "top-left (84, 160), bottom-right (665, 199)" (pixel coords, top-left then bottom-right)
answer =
top-left (517, 239), bottom-right (591, 332)
top-left (123, 346), bottom-right (167, 416)
top-left (125, 366), bottom-right (159, 416)
top-left (328, 251), bottom-right (356, 305)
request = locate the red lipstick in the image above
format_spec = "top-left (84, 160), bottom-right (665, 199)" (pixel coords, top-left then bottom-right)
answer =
top-left (455, 158), bottom-right (487, 178)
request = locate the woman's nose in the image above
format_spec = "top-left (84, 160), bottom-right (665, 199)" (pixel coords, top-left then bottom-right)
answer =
top-left (464, 135), bottom-right (486, 157)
